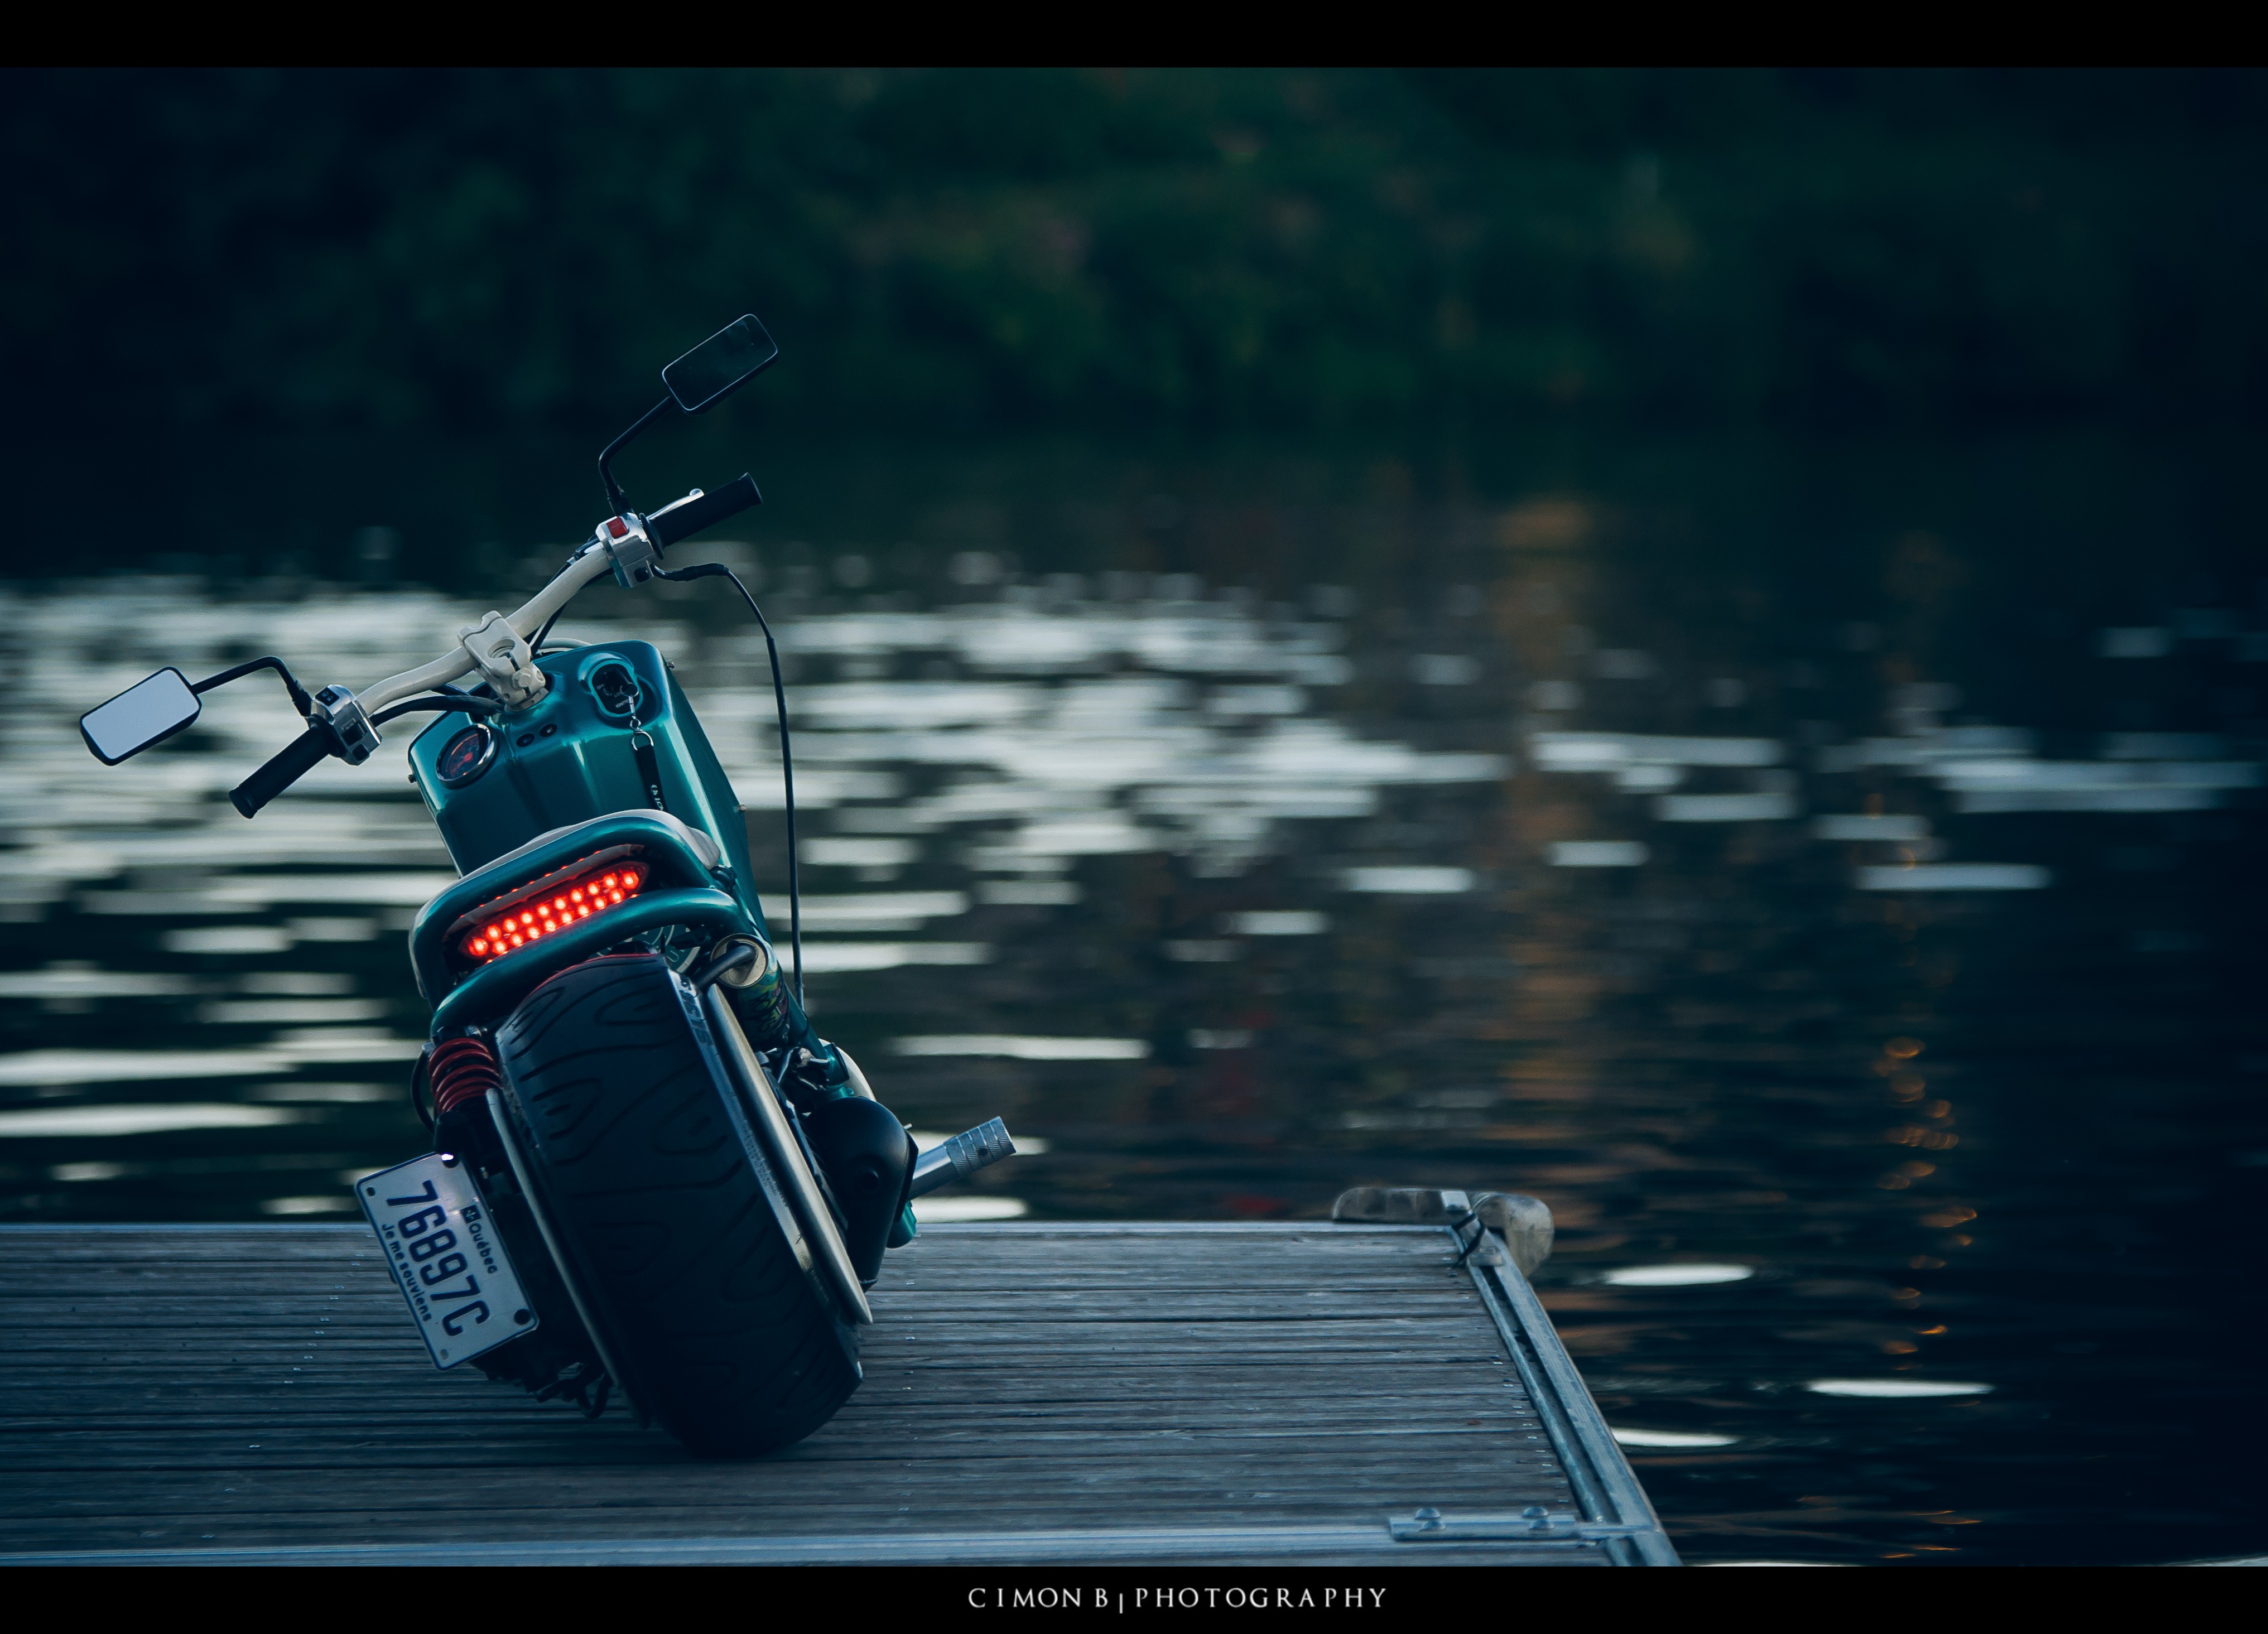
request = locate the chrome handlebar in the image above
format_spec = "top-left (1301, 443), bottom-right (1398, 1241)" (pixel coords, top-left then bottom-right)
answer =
top-left (359, 539), bottom-right (616, 715)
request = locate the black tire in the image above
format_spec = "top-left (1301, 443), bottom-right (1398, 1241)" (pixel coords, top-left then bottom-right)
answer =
top-left (492, 951), bottom-right (860, 1456)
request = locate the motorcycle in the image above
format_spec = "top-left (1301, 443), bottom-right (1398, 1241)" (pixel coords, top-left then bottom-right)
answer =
top-left (76, 314), bottom-right (1016, 1455)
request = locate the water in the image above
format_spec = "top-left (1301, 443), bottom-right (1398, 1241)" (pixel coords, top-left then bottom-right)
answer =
top-left (3, 426), bottom-right (2265, 1565)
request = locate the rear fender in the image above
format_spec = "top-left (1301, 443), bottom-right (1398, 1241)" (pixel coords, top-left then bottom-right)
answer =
top-left (410, 809), bottom-right (758, 1032)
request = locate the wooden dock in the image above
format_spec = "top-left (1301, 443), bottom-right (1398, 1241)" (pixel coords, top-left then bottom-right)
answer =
top-left (0, 1218), bottom-right (1675, 1566)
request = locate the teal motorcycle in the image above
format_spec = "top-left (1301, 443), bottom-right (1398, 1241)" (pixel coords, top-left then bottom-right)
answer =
top-left (78, 316), bottom-right (1015, 1455)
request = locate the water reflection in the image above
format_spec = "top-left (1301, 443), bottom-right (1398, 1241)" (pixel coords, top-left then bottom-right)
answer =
top-left (3, 430), bottom-right (2266, 1565)
top-left (1602, 1264), bottom-right (1754, 1287)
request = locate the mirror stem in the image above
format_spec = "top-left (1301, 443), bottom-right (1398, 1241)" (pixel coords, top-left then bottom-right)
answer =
top-left (598, 397), bottom-right (674, 516)
top-left (192, 657), bottom-right (314, 719)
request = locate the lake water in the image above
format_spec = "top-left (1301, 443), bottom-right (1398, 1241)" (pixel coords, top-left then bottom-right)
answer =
top-left (3, 425), bottom-right (2264, 1565)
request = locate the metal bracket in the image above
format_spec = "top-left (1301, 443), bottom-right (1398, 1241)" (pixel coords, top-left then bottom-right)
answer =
top-left (1391, 1507), bottom-right (1656, 1543)
top-left (309, 685), bottom-right (380, 765)
top-left (1458, 1223), bottom-right (1508, 1268)
top-left (699, 984), bottom-right (874, 1328)
top-left (483, 1086), bottom-right (646, 1429)
top-left (456, 611), bottom-right (547, 709)
top-left (1458, 1227), bottom-right (1684, 1566)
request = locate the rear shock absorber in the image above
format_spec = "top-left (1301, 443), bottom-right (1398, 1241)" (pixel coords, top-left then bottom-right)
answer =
top-left (712, 936), bottom-right (795, 1049)
top-left (430, 1035), bottom-right (503, 1119)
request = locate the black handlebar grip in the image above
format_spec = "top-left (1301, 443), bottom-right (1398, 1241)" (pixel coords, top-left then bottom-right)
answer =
top-left (229, 725), bottom-right (336, 820)
top-left (649, 473), bottom-right (761, 548)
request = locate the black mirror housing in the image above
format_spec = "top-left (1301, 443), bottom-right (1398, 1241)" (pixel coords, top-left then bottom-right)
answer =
top-left (662, 315), bottom-right (778, 414)
top-left (82, 668), bottom-right (202, 765)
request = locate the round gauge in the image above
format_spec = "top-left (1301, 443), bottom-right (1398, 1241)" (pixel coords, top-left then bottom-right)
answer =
top-left (436, 724), bottom-right (497, 788)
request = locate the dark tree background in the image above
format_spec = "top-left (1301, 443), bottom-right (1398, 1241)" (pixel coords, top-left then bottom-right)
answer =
top-left (8, 67), bottom-right (2266, 431)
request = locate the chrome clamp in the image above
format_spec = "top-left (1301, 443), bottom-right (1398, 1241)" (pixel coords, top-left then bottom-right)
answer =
top-left (456, 611), bottom-right (547, 709)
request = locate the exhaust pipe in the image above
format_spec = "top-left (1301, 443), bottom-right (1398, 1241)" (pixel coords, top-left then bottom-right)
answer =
top-left (909, 1118), bottom-right (1017, 1198)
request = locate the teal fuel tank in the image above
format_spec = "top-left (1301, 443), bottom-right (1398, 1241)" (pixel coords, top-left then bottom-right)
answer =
top-left (405, 641), bottom-right (769, 937)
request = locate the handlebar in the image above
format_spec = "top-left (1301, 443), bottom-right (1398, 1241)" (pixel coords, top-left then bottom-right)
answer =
top-left (358, 478), bottom-right (750, 715)
top-left (649, 474), bottom-right (760, 548)
top-left (230, 724), bottom-right (335, 818)
top-left (228, 471), bottom-right (755, 811)
top-left (359, 544), bottom-right (614, 714)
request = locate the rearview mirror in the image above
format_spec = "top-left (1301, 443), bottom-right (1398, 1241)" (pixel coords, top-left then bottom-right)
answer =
top-left (662, 315), bottom-right (778, 414)
top-left (81, 668), bottom-right (201, 765)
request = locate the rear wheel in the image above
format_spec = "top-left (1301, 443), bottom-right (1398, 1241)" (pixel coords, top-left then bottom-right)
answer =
top-left (492, 951), bottom-right (859, 1456)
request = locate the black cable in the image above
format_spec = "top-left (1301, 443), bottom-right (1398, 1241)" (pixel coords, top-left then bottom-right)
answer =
top-left (654, 562), bottom-right (804, 1006)
top-left (531, 608), bottom-right (564, 654)
top-left (370, 694), bottom-right (507, 727)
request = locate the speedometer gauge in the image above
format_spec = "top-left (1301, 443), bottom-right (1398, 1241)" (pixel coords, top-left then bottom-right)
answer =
top-left (436, 724), bottom-right (497, 788)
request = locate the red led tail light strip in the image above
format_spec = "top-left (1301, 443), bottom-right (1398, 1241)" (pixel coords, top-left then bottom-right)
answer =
top-left (459, 861), bottom-right (647, 965)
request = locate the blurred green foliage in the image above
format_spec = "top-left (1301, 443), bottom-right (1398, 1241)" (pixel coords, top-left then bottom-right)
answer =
top-left (7, 68), bottom-right (2266, 429)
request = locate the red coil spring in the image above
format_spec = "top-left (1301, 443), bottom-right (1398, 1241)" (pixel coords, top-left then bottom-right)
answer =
top-left (429, 1036), bottom-right (502, 1119)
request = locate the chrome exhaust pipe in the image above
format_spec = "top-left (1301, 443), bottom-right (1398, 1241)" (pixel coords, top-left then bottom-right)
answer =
top-left (909, 1118), bottom-right (1017, 1198)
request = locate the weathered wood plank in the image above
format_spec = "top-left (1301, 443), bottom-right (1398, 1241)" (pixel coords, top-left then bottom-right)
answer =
top-left (0, 1222), bottom-right (1639, 1565)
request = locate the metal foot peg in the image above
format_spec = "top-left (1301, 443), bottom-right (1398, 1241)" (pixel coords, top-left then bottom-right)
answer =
top-left (908, 1118), bottom-right (1016, 1198)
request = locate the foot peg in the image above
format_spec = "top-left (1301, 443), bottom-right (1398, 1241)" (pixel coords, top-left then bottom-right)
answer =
top-left (909, 1119), bottom-right (1016, 1198)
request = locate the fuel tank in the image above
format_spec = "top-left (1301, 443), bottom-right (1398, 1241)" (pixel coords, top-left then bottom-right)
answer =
top-left (406, 641), bottom-right (766, 932)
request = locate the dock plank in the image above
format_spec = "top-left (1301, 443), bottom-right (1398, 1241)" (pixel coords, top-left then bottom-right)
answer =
top-left (0, 1222), bottom-right (1672, 1565)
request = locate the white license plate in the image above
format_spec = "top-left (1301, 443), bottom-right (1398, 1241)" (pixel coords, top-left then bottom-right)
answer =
top-left (356, 1153), bottom-right (537, 1368)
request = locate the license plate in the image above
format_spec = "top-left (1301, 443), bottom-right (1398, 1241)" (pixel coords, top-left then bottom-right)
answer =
top-left (355, 1153), bottom-right (537, 1368)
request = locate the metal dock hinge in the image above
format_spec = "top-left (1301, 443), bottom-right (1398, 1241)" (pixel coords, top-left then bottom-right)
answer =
top-left (1390, 1506), bottom-right (1658, 1544)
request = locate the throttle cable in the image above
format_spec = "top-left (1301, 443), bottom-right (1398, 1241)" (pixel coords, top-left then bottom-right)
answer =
top-left (652, 562), bottom-right (805, 1007)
